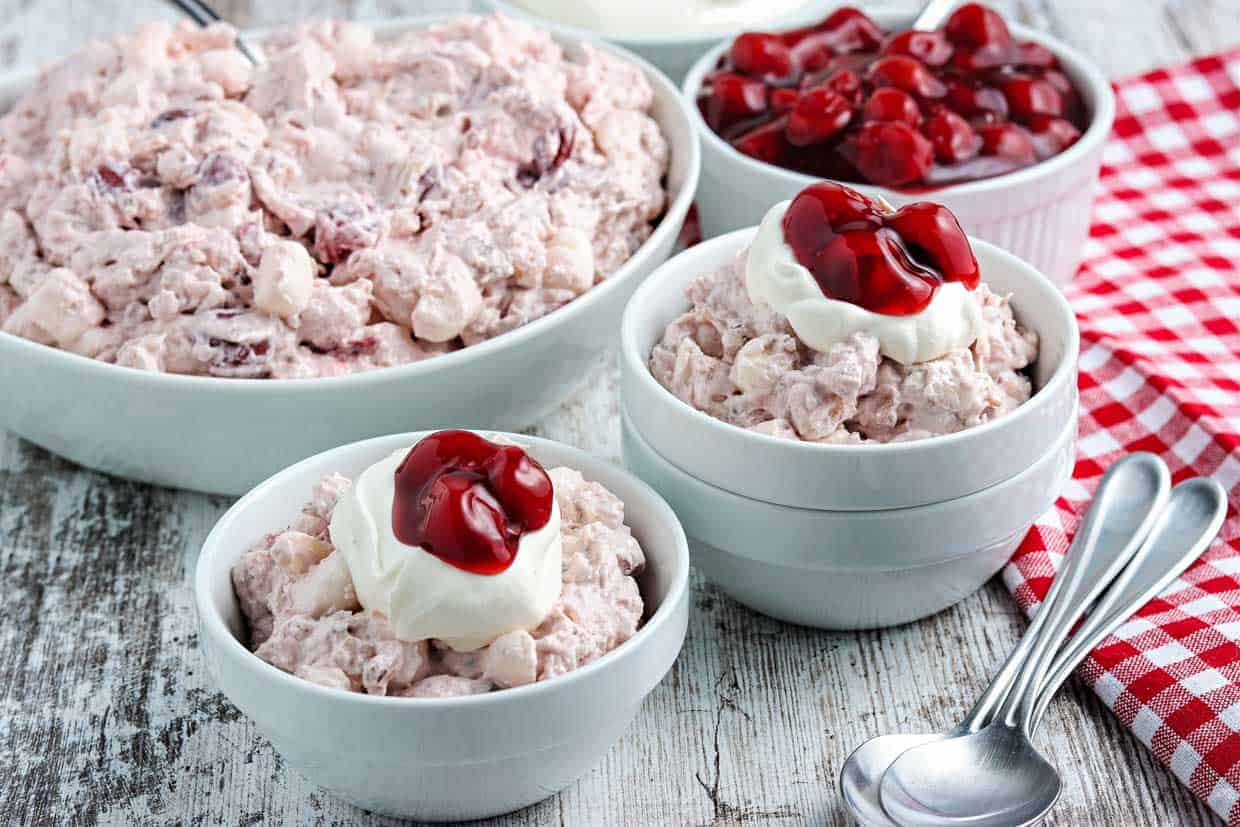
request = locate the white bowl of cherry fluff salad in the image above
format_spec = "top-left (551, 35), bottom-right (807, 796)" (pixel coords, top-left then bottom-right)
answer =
top-left (0, 14), bottom-right (699, 495)
top-left (196, 429), bottom-right (689, 820)
top-left (620, 181), bottom-right (1079, 628)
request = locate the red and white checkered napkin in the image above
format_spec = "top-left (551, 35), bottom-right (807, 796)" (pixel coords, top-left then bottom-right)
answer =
top-left (1000, 48), bottom-right (1240, 824)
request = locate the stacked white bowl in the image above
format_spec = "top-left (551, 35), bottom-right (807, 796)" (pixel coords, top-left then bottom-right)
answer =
top-left (620, 228), bottom-right (1080, 629)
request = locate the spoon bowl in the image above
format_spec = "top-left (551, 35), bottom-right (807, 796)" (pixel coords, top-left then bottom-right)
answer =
top-left (840, 733), bottom-right (943, 824)
top-left (879, 726), bottom-right (1061, 826)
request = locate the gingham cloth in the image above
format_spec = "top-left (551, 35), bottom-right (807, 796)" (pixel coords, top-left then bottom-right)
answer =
top-left (1000, 49), bottom-right (1240, 824)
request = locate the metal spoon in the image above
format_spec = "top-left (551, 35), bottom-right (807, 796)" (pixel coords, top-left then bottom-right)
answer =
top-left (878, 474), bottom-right (1226, 826)
top-left (164, 0), bottom-right (262, 64)
top-left (911, 0), bottom-right (962, 32)
top-left (840, 453), bottom-right (1172, 825)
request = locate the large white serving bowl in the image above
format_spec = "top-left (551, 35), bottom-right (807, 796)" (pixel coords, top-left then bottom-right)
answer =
top-left (196, 431), bottom-right (690, 821)
top-left (485, 0), bottom-right (832, 82)
top-left (622, 408), bottom-right (1075, 629)
top-left (0, 15), bottom-right (700, 496)
top-left (684, 10), bottom-right (1116, 286)
top-left (621, 227), bottom-right (1079, 511)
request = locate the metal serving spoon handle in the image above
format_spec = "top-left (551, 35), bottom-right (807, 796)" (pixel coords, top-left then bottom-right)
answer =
top-left (954, 453), bottom-right (1171, 737)
top-left (1027, 477), bottom-right (1228, 726)
top-left (163, 0), bottom-right (261, 63)
top-left (911, 0), bottom-right (962, 31)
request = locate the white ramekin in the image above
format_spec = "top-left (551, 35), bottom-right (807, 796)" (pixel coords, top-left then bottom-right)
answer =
top-left (0, 15), bottom-right (700, 496)
top-left (622, 407), bottom-right (1075, 628)
top-left (484, 0), bottom-right (833, 82)
top-left (683, 10), bottom-right (1116, 286)
top-left (621, 228), bottom-right (1080, 511)
top-left (195, 431), bottom-right (690, 821)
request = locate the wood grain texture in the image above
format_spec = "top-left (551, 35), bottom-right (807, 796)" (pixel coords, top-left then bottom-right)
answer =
top-left (0, 1), bottom-right (1235, 825)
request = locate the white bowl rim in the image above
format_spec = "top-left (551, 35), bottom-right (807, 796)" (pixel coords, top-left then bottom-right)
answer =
top-left (486, 0), bottom-right (830, 47)
top-left (195, 430), bottom-right (691, 708)
top-left (620, 226), bottom-right (1080, 457)
top-left (681, 11), bottom-right (1118, 200)
top-left (0, 13), bottom-right (700, 396)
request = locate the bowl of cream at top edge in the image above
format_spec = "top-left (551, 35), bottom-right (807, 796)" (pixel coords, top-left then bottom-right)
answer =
top-left (683, 10), bottom-right (1116, 286)
top-left (485, 0), bottom-right (835, 83)
top-left (620, 227), bottom-right (1079, 512)
top-left (0, 15), bottom-right (700, 496)
top-left (621, 406), bottom-right (1074, 628)
top-left (195, 431), bottom-right (690, 822)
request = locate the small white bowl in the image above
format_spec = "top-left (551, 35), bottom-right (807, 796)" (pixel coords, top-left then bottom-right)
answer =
top-left (485, 0), bottom-right (832, 82)
top-left (621, 228), bottom-right (1079, 511)
top-left (684, 10), bottom-right (1117, 286)
top-left (621, 407), bottom-right (1075, 628)
top-left (0, 15), bottom-right (700, 496)
top-left (195, 431), bottom-right (690, 821)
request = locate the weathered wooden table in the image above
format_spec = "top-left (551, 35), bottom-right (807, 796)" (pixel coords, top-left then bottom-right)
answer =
top-left (2, 1), bottom-right (1236, 824)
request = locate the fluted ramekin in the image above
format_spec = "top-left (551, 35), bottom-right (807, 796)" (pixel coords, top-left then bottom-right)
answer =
top-left (683, 10), bottom-right (1116, 286)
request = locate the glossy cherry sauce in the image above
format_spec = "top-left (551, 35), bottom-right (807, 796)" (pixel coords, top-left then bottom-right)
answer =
top-left (699, 4), bottom-right (1088, 188)
top-left (782, 182), bottom-right (979, 314)
top-left (392, 430), bottom-right (554, 575)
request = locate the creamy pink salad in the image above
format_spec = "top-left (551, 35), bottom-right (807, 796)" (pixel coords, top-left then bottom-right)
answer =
top-left (232, 466), bottom-right (645, 697)
top-left (650, 253), bottom-right (1039, 443)
top-left (0, 15), bottom-right (668, 377)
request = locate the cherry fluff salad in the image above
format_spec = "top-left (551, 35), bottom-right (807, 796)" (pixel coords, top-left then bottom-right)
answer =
top-left (650, 182), bottom-right (1039, 443)
top-left (232, 431), bottom-right (646, 697)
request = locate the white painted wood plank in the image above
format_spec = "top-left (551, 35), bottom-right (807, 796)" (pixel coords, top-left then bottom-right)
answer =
top-left (0, 2), bottom-right (1233, 825)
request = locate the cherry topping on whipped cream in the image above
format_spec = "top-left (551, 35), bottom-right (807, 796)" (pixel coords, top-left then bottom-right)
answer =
top-left (781, 182), bottom-right (979, 315)
top-left (392, 430), bottom-right (554, 575)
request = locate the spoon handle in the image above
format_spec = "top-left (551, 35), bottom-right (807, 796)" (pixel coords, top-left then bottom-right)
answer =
top-left (956, 453), bottom-right (1170, 734)
top-left (163, 0), bottom-right (261, 64)
top-left (989, 453), bottom-right (1171, 729)
top-left (911, 0), bottom-right (962, 31)
top-left (1027, 477), bottom-right (1228, 728)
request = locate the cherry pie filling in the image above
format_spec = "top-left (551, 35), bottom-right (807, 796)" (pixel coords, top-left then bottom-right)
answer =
top-left (391, 430), bottom-right (554, 575)
top-left (781, 181), bottom-right (979, 315)
top-left (698, 4), bottom-right (1088, 188)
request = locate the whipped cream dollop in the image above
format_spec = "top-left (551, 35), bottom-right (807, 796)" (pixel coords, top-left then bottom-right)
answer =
top-left (508, 0), bottom-right (812, 37)
top-left (745, 201), bottom-right (984, 365)
top-left (330, 446), bottom-right (563, 651)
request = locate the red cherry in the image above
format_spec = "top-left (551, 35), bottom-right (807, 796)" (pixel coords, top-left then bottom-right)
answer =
top-left (819, 68), bottom-right (863, 105)
top-left (851, 121), bottom-right (934, 186)
top-left (922, 109), bottom-right (981, 163)
top-left (784, 7), bottom-right (884, 52)
top-left (1002, 76), bottom-right (1064, 121)
top-left (769, 87), bottom-right (800, 114)
top-left (862, 88), bottom-right (922, 127)
top-left (391, 430), bottom-right (555, 575)
top-left (944, 3), bottom-right (1013, 49)
top-left (812, 229), bottom-right (937, 314)
top-left (1042, 70), bottom-right (1074, 96)
top-left (882, 30), bottom-right (954, 67)
top-left (1017, 41), bottom-right (1058, 69)
top-left (949, 42), bottom-right (1014, 72)
top-left (731, 119), bottom-right (789, 164)
top-left (978, 123), bottom-right (1036, 163)
top-left (783, 181), bottom-right (883, 234)
top-left (705, 73), bottom-right (768, 129)
top-left (786, 87), bottom-right (854, 146)
top-left (945, 78), bottom-right (1009, 118)
top-left (730, 32), bottom-right (795, 79)
top-left (1026, 114), bottom-right (1082, 158)
top-left (865, 55), bottom-right (946, 99)
top-left (887, 202), bottom-right (980, 289)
